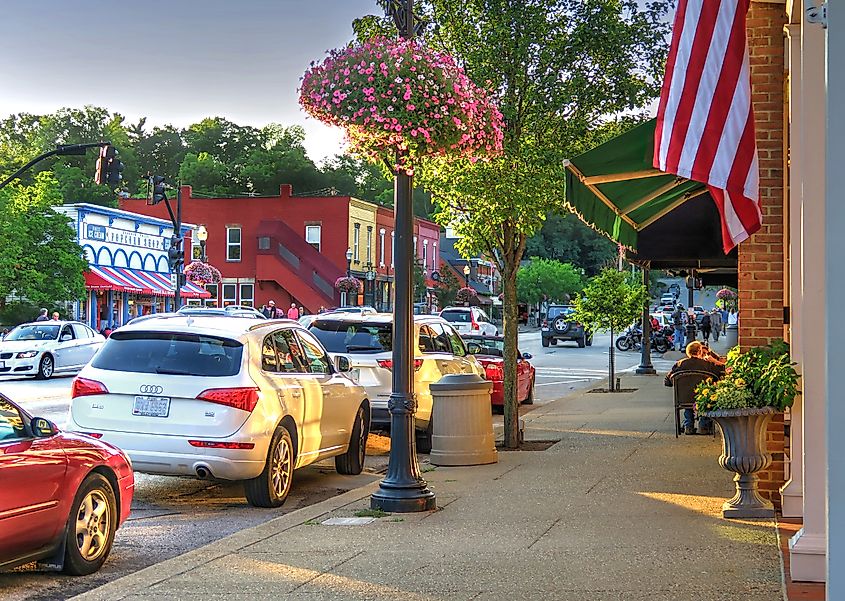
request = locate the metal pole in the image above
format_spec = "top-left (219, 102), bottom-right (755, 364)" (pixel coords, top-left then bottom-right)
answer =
top-left (636, 268), bottom-right (656, 374)
top-left (174, 185), bottom-right (182, 309)
top-left (372, 0), bottom-right (435, 513)
top-left (0, 142), bottom-right (109, 190)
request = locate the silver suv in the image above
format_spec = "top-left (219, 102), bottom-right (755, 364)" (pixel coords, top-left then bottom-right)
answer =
top-left (307, 313), bottom-right (482, 452)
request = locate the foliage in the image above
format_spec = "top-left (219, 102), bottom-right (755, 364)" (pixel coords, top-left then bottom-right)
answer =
top-left (413, 258), bottom-right (427, 302)
top-left (0, 302), bottom-right (65, 327)
top-left (0, 172), bottom-right (86, 306)
top-left (524, 212), bottom-right (618, 276)
top-left (516, 258), bottom-right (584, 304)
top-left (571, 268), bottom-right (647, 336)
top-left (183, 261), bottom-right (222, 285)
top-left (434, 267), bottom-right (461, 309)
top-left (335, 276), bottom-right (363, 293)
top-left (695, 340), bottom-right (799, 413)
top-left (300, 36), bottom-right (503, 175)
top-left (455, 286), bottom-right (478, 305)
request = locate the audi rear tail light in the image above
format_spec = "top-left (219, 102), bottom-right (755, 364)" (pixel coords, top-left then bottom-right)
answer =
top-left (72, 377), bottom-right (109, 398)
top-left (188, 440), bottom-right (256, 450)
top-left (377, 359), bottom-right (423, 371)
top-left (81, 432), bottom-right (103, 439)
top-left (196, 387), bottom-right (260, 412)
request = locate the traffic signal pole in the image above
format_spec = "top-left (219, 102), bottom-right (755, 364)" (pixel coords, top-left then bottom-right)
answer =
top-left (0, 142), bottom-right (111, 191)
top-left (174, 184), bottom-right (182, 309)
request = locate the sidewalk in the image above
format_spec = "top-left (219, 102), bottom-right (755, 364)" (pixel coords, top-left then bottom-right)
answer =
top-left (74, 374), bottom-right (783, 601)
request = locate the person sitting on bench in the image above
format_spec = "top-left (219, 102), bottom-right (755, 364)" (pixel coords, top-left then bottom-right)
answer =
top-left (664, 341), bottom-right (725, 435)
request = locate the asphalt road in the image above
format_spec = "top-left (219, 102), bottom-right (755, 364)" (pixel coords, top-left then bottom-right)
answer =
top-left (0, 329), bottom-right (645, 600)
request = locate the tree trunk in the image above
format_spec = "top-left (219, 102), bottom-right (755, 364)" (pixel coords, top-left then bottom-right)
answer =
top-left (502, 263), bottom-right (520, 449)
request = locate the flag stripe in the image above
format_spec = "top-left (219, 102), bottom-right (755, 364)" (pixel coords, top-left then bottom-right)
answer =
top-left (653, 0), bottom-right (688, 163)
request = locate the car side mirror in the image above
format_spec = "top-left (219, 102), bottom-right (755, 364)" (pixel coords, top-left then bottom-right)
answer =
top-left (466, 342), bottom-right (482, 354)
top-left (31, 417), bottom-right (58, 438)
top-left (522, 352), bottom-right (533, 360)
top-left (335, 356), bottom-right (352, 373)
top-left (60, 334), bottom-right (72, 342)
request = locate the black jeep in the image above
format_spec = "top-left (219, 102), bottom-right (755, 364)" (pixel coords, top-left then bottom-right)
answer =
top-left (541, 305), bottom-right (593, 348)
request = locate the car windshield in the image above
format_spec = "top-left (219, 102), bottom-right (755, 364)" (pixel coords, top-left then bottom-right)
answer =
top-left (440, 310), bottom-right (471, 323)
top-left (309, 321), bottom-right (393, 353)
top-left (90, 331), bottom-right (243, 376)
top-left (5, 324), bottom-right (59, 341)
top-left (465, 338), bottom-right (504, 357)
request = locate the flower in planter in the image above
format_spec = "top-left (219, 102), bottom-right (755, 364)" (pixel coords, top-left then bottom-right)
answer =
top-left (299, 36), bottom-right (504, 174)
top-left (715, 288), bottom-right (738, 301)
top-left (335, 276), bottom-right (363, 294)
top-left (183, 261), bottom-right (221, 286)
top-left (455, 286), bottom-right (478, 305)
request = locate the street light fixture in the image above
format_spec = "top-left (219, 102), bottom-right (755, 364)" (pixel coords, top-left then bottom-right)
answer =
top-left (371, 0), bottom-right (436, 514)
top-left (346, 248), bottom-right (353, 277)
top-left (196, 225), bottom-right (208, 263)
top-left (463, 264), bottom-right (471, 288)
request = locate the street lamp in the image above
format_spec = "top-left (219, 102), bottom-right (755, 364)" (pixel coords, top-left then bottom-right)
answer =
top-left (463, 264), bottom-right (471, 287)
top-left (346, 248), bottom-right (353, 277)
top-left (371, 0), bottom-right (436, 514)
top-left (196, 225), bottom-right (208, 263)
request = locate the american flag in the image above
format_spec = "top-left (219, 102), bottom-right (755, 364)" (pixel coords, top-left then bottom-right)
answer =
top-left (653, 0), bottom-right (761, 253)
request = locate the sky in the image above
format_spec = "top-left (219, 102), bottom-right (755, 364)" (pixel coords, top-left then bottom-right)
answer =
top-left (0, 0), bottom-right (379, 164)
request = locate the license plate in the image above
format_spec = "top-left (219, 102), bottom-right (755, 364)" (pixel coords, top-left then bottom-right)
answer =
top-left (541, 327), bottom-right (549, 332)
top-left (133, 395), bottom-right (171, 418)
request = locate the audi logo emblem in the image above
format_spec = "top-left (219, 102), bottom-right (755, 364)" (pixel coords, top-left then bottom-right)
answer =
top-left (139, 385), bottom-right (164, 394)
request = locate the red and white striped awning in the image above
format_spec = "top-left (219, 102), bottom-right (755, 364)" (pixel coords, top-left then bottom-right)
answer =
top-left (84, 266), bottom-right (210, 299)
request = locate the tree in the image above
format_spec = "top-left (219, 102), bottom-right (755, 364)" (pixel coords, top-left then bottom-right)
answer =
top-left (413, 258), bottom-right (427, 303)
top-left (516, 258), bottom-right (584, 305)
top-left (524, 212), bottom-right (618, 276)
top-left (414, 0), bottom-right (670, 447)
top-left (0, 172), bottom-right (86, 307)
top-left (571, 268), bottom-right (646, 392)
top-left (434, 267), bottom-right (462, 310)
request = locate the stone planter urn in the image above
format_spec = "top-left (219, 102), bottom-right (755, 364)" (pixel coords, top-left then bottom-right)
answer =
top-left (702, 406), bottom-right (778, 519)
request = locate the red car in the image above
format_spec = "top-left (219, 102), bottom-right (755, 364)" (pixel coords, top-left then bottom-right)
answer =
top-left (0, 393), bottom-right (134, 575)
top-left (463, 335), bottom-right (536, 408)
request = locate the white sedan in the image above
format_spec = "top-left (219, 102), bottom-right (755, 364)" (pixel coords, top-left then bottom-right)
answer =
top-left (68, 315), bottom-right (370, 507)
top-left (0, 321), bottom-right (105, 379)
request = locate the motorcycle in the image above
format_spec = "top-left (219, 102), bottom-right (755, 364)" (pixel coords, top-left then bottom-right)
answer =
top-left (615, 325), bottom-right (642, 351)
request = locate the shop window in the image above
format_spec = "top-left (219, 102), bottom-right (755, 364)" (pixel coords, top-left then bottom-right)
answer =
top-left (422, 240), bottom-right (428, 270)
top-left (353, 223), bottom-right (360, 262)
top-left (390, 232), bottom-right (394, 267)
top-left (379, 229), bottom-right (386, 267)
top-left (222, 283), bottom-right (237, 306)
top-left (240, 283), bottom-right (254, 307)
top-left (205, 283), bottom-right (218, 307)
top-left (258, 236), bottom-right (270, 250)
top-left (227, 227), bottom-right (241, 262)
top-left (366, 226), bottom-right (373, 264)
top-left (305, 225), bottom-right (321, 252)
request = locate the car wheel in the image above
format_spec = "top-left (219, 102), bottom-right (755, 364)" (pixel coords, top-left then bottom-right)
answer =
top-left (415, 420), bottom-right (433, 454)
top-left (541, 337), bottom-right (550, 348)
top-left (62, 473), bottom-right (117, 576)
top-left (523, 380), bottom-right (535, 405)
top-left (36, 354), bottom-right (54, 380)
top-left (577, 333), bottom-right (586, 348)
top-left (586, 335), bottom-right (593, 347)
top-left (336, 405), bottom-right (369, 476)
top-left (245, 426), bottom-right (294, 508)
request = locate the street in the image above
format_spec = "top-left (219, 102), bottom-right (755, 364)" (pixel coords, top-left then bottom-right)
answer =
top-left (0, 329), bottom-right (645, 600)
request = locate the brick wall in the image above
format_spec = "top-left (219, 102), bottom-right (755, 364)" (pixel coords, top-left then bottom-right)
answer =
top-left (739, 0), bottom-right (787, 507)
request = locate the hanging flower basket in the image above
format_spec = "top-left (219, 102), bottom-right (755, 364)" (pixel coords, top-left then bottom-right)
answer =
top-left (183, 261), bottom-right (221, 286)
top-left (300, 36), bottom-right (504, 174)
top-left (716, 288), bottom-right (738, 301)
top-left (335, 276), bottom-right (363, 294)
top-left (456, 286), bottom-right (478, 305)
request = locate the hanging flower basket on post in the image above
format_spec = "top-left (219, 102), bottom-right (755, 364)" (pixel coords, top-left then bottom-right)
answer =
top-left (335, 276), bottom-right (363, 294)
top-left (183, 261), bottom-right (222, 286)
top-left (456, 286), bottom-right (478, 306)
top-left (299, 36), bottom-right (504, 174)
top-left (716, 287), bottom-right (738, 310)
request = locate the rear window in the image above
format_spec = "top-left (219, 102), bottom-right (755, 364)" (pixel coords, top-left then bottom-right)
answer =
top-left (309, 321), bottom-right (393, 353)
top-left (440, 310), bottom-right (471, 323)
top-left (547, 306), bottom-right (574, 318)
top-left (91, 331), bottom-right (243, 377)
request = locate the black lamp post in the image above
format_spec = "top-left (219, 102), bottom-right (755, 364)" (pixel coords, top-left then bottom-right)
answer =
top-left (196, 225), bottom-right (208, 263)
top-left (636, 267), bottom-right (656, 375)
top-left (463, 264), bottom-right (471, 288)
top-left (371, 0), bottom-right (436, 513)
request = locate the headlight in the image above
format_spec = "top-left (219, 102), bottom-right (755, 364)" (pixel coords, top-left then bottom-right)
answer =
top-left (16, 351), bottom-right (39, 359)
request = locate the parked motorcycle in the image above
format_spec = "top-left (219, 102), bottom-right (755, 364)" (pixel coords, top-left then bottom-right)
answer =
top-left (615, 325), bottom-right (642, 351)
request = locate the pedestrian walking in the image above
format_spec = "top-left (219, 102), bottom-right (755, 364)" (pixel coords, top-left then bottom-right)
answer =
top-left (710, 309), bottom-right (722, 341)
top-left (672, 305), bottom-right (686, 351)
top-left (700, 311), bottom-right (712, 343)
top-left (35, 308), bottom-right (49, 321)
top-left (287, 303), bottom-right (300, 320)
top-left (299, 306), bottom-right (307, 317)
top-left (262, 300), bottom-right (279, 319)
top-left (721, 307), bottom-right (729, 334)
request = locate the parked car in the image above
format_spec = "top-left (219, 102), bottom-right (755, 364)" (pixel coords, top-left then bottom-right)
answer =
top-left (177, 305), bottom-right (266, 319)
top-left (0, 393), bottom-right (134, 575)
top-left (330, 306), bottom-right (378, 316)
top-left (659, 293), bottom-right (677, 306)
top-left (462, 335), bottom-right (535, 410)
top-left (307, 313), bottom-right (482, 452)
top-left (438, 306), bottom-right (498, 337)
top-left (541, 305), bottom-right (593, 348)
top-left (0, 321), bottom-right (105, 379)
top-left (68, 315), bottom-right (370, 508)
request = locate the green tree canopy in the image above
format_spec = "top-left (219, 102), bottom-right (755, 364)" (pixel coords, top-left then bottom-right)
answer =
top-left (516, 258), bottom-right (584, 304)
top-left (572, 268), bottom-right (646, 336)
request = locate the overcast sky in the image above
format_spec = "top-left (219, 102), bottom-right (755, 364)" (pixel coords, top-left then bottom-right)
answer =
top-left (0, 0), bottom-right (378, 163)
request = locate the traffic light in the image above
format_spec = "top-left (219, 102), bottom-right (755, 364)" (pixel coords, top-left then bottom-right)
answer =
top-left (93, 144), bottom-right (124, 187)
top-left (150, 176), bottom-right (167, 205)
top-left (94, 146), bottom-right (108, 185)
top-left (167, 236), bottom-right (184, 272)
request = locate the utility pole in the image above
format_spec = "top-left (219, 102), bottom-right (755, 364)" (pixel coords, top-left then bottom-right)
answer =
top-left (151, 177), bottom-right (185, 310)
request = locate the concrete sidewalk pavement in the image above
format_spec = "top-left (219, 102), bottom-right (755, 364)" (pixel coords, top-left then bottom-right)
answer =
top-left (74, 374), bottom-right (783, 601)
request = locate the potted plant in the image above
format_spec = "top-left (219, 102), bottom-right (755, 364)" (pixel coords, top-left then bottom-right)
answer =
top-left (695, 340), bottom-right (799, 518)
top-left (183, 261), bottom-right (221, 286)
top-left (455, 286), bottom-right (478, 306)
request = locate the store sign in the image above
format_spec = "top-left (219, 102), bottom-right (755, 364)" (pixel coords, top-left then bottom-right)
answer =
top-left (85, 223), bottom-right (166, 250)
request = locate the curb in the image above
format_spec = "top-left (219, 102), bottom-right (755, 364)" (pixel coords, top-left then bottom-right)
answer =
top-left (71, 480), bottom-right (382, 601)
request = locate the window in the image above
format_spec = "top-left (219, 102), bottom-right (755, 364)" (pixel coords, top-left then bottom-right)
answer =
top-left (261, 335), bottom-right (279, 372)
top-left (390, 232), bottom-right (395, 267)
top-left (422, 240), bottom-right (428, 270)
top-left (379, 229), bottom-right (386, 267)
top-left (192, 233), bottom-right (202, 260)
top-left (226, 227), bottom-right (241, 261)
top-left (205, 283), bottom-right (218, 308)
top-left (239, 284), bottom-right (254, 307)
top-left (305, 225), bottom-right (321, 252)
top-left (432, 242), bottom-right (437, 271)
top-left (296, 330), bottom-right (331, 374)
top-left (222, 283), bottom-right (237, 306)
top-left (258, 236), bottom-right (270, 250)
top-left (366, 226), bottom-right (373, 264)
top-left (428, 323), bottom-right (452, 353)
top-left (72, 323), bottom-right (92, 339)
top-left (444, 325), bottom-right (467, 357)
top-left (418, 325), bottom-right (437, 353)
top-left (353, 223), bottom-right (361, 262)
top-left (277, 330), bottom-right (308, 373)
top-left (308, 320), bottom-right (393, 353)
top-left (0, 398), bottom-right (27, 442)
top-left (60, 325), bottom-right (75, 341)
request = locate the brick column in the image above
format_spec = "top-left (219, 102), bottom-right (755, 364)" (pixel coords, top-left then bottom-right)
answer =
top-left (738, 1), bottom-right (787, 507)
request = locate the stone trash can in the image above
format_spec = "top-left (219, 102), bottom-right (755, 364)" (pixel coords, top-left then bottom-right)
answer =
top-left (429, 373), bottom-right (498, 466)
